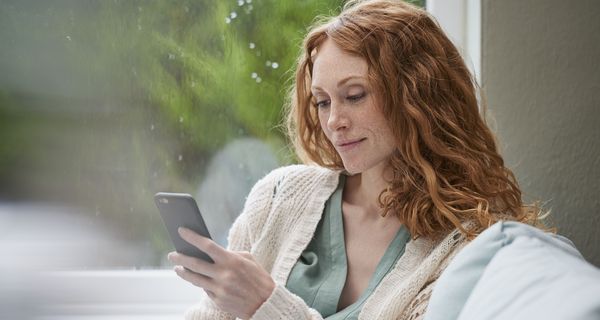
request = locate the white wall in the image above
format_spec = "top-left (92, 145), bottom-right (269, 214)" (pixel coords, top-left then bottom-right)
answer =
top-left (482, 0), bottom-right (600, 266)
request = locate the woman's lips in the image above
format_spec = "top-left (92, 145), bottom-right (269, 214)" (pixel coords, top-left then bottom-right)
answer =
top-left (336, 138), bottom-right (366, 152)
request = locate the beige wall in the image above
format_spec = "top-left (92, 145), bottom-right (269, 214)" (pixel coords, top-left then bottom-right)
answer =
top-left (482, 0), bottom-right (600, 266)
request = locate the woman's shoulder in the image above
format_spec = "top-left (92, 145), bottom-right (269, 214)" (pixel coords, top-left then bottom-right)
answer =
top-left (233, 164), bottom-right (340, 249)
top-left (255, 164), bottom-right (339, 194)
top-left (240, 164), bottom-right (339, 220)
top-left (264, 163), bottom-right (339, 180)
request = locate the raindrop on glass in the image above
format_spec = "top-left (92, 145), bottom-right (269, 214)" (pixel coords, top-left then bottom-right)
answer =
top-left (256, 77), bottom-right (262, 83)
top-left (249, 42), bottom-right (256, 49)
top-left (238, 0), bottom-right (245, 6)
top-left (251, 72), bottom-right (258, 79)
top-left (272, 62), bottom-right (279, 69)
top-left (266, 60), bottom-right (272, 67)
top-left (246, 0), bottom-right (252, 3)
top-left (66, 35), bottom-right (72, 41)
top-left (179, 116), bottom-right (184, 123)
top-left (230, 11), bottom-right (237, 19)
top-left (150, 124), bottom-right (155, 131)
top-left (178, 154), bottom-right (183, 161)
top-left (225, 17), bottom-right (231, 24)
top-left (168, 53), bottom-right (175, 60)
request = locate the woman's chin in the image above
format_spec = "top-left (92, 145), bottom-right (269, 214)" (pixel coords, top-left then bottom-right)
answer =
top-left (341, 163), bottom-right (362, 175)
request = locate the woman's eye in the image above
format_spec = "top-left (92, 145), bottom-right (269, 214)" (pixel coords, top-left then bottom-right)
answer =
top-left (315, 99), bottom-right (330, 108)
top-left (347, 92), bottom-right (365, 102)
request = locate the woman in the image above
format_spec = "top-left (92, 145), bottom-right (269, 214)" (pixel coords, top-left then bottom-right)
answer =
top-left (168, 0), bottom-right (540, 319)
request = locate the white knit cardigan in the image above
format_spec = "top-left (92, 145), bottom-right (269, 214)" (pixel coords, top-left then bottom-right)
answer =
top-left (184, 165), bottom-right (467, 320)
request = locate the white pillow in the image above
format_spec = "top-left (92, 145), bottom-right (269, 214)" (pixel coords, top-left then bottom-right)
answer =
top-left (424, 221), bottom-right (600, 320)
top-left (458, 234), bottom-right (600, 320)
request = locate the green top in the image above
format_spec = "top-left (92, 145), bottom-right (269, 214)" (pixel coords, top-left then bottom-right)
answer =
top-left (285, 175), bottom-right (411, 319)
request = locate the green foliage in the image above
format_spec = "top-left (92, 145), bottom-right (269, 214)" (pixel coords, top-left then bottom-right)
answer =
top-left (68, 0), bottom-right (348, 155)
top-left (0, 0), bottom-right (424, 266)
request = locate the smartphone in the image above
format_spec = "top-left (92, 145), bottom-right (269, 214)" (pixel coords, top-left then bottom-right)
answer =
top-left (154, 192), bottom-right (214, 263)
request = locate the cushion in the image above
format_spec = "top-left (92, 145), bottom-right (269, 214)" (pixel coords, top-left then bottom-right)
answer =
top-left (424, 221), bottom-right (600, 320)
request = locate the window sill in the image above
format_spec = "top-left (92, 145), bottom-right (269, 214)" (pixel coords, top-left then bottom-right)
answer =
top-left (36, 270), bottom-right (200, 319)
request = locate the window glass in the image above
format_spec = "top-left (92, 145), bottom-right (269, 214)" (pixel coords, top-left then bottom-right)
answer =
top-left (0, 0), bottom-right (424, 269)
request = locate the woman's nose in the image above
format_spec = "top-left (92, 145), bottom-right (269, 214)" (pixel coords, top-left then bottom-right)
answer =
top-left (327, 102), bottom-right (350, 131)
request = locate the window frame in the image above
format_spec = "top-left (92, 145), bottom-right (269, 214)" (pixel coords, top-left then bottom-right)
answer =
top-left (39, 3), bottom-right (482, 317)
top-left (427, 0), bottom-right (482, 84)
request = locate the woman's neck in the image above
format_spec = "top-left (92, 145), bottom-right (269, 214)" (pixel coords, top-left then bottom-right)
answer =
top-left (343, 165), bottom-right (392, 218)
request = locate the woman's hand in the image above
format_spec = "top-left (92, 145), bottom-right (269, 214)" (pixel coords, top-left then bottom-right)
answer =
top-left (168, 227), bottom-right (275, 320)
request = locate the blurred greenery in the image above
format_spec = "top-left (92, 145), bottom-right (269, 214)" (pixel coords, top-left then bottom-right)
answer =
top-left (0, 0), bottom-right (424, 267)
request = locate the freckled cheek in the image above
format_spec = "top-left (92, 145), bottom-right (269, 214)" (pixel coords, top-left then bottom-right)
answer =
top-left (378, 128), bottom-right (397, 153)
top-left (367, 118), bottom-right (395, 146)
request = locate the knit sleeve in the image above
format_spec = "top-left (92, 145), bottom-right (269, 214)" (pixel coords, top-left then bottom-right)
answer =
top-left (185, 274), bottom-right (327, 320)
top-left (251, 284), bottom-right (324, 320)
top-left (183, 169), bottom-right (281, 320)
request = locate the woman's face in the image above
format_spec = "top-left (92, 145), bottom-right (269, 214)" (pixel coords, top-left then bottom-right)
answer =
top-left (311, 38), bottom-right (396, 175)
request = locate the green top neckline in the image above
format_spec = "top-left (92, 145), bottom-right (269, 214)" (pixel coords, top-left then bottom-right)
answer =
top-left (286, 174), bottom-right (411, 319)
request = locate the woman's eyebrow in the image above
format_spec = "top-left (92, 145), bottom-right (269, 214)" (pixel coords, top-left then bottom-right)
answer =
top-left (311, 75), bottom-right (365, 92)
top-left (337, 75), bottom-right (365, 87)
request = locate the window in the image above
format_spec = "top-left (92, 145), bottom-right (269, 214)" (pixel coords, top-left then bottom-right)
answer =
top-left (427, 0), bottom-right (481, 83)
top-left (0, 0), bottom-right (351, 270)
top-left (2, 1), bottom-right (470, 318)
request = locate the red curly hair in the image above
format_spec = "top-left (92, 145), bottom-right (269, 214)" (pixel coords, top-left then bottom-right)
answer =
top-left (285, 0), bottom-right (543, 239)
